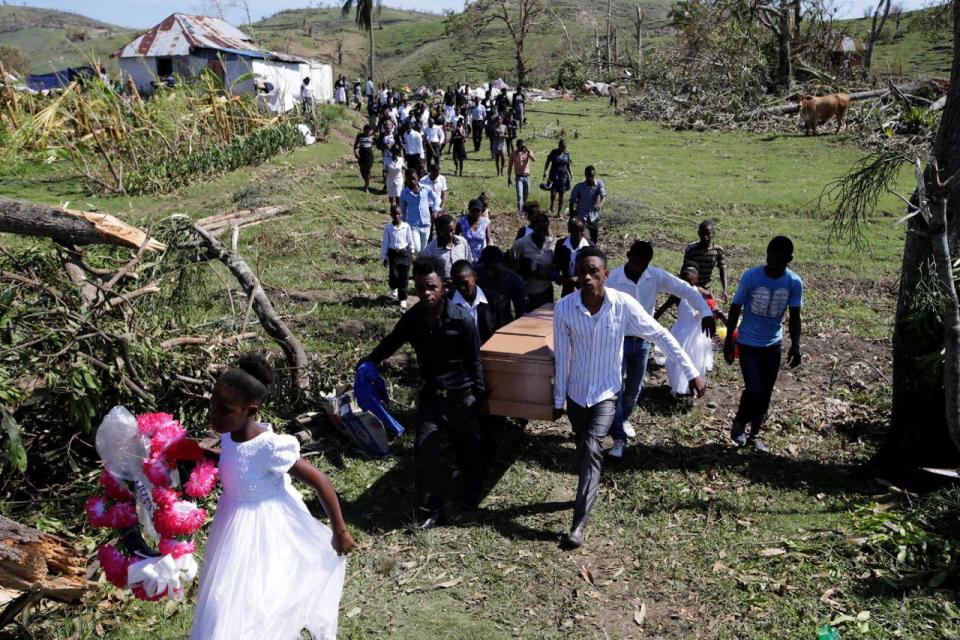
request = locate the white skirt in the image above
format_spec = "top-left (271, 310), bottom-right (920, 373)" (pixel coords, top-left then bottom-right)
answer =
top-left (190, 486), bottom-right (346, 640)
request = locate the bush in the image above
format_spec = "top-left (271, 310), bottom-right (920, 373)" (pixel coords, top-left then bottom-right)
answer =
top-left (124, 122), bottom-right (305, 194)
top-left (556, 56), bottom-right (587, 90)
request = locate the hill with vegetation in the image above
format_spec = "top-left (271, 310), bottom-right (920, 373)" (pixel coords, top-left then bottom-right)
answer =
top-left (0, 2), bottom-right (952, 82)
top-left (840, 5), bottom-right (953, 77)
top-left (0, 6), bottom-right (132, 74)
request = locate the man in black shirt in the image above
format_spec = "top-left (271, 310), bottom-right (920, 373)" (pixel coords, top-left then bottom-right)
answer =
top-left (363, 256), bottom-right (485, 529)
top-left (476, 246), bottom-right (528, 323)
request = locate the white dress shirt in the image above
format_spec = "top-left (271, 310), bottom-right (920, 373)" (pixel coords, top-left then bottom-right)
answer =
top-left (607, 265), bottom-right (713, 317)
top-left (419, 174), bottom-right (447, 205)
top-left (554, 287), bottom-right (698, 409)
top-left (424, 125), bottom-right (446, 144)
top-left (380, 221), bottom-right (415, 260)
top-left (451, 287), bottom-right (488, 329)
top-left (403, 130), bottom-right (424, 157)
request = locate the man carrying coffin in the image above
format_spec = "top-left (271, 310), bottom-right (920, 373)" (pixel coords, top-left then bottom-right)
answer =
top-left (553, 246), bottom-right (707, 549)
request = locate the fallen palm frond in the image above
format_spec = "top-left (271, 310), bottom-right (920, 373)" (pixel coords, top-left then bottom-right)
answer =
top-left (2, 71), bottom-right (328, 195)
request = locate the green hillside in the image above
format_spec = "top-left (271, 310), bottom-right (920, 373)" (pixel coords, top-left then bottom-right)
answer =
top-left (841, 6), bottom-right (953, 77)
top-left (0, 6), bottom-right (132, 74)
top-left (0, 2), bottom-right (951, 82)
top-left (250, 1), bottom-right (673, 85)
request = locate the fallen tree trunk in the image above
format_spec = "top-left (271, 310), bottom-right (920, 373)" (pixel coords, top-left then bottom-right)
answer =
top-left (183, 217), bottom-right (309, 392)
top-left (744, 81), bottom-right (927, 119)
top-left (0, 197), bottom-right (164, 251)
top-left (0, 515), bottom-right (91, 628)
top-left (197, 205), bottom-right (292, 237)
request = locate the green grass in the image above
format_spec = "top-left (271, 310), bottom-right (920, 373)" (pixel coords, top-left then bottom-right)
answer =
top-left (5, 98), bottom-right (954, 639)
top-left (842, 8), bottom-right (953, 77)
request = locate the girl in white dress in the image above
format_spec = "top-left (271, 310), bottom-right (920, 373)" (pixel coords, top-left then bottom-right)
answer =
top-left (190, 355), bottom-right (356, 640)
top-left (385, 143), bottom-right (406, 208)
top-left (664, 266), bottom-right (719, 397)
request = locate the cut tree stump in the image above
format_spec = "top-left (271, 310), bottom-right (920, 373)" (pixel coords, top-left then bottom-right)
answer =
top-left (0, 515), bottom-right (92, 629)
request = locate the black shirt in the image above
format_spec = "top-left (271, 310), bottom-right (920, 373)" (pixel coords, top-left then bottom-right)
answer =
top-left (367, 300), bottom-right (485, 397)
top-left (476, 265), bottom-right (528, 323)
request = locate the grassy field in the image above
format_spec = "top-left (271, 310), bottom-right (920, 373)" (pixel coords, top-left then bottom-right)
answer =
top-left (6, 97), bottom-right (953, 639)
top-left (843, 8), bottom-right (953, 77)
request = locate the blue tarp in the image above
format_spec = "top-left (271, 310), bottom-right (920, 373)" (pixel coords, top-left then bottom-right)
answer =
top-left (27, 66), bottom-right (95, 91)
top-left (354, 361), bottom-right (406, 437)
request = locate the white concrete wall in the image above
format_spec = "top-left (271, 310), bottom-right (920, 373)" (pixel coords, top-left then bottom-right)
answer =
top-left (118, 57), bottom-right (157, 95)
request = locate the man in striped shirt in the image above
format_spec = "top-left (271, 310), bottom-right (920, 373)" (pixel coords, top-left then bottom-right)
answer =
top-left (554, 246), bottom-right (705, 549)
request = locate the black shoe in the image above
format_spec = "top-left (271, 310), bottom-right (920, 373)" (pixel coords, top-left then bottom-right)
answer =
top-left (560, 522), bottom-right (586, 550)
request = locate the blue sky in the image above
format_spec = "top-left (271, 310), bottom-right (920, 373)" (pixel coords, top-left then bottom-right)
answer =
top-left (15, 0), bottom-right (931, 29)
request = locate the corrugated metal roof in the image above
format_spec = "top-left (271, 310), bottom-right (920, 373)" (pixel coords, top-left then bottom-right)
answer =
top-left (118, 13), bottom-right (261, 58)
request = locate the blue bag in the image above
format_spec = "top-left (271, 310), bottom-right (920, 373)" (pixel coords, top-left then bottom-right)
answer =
top-left (354, 361), bottom-right (406, 436)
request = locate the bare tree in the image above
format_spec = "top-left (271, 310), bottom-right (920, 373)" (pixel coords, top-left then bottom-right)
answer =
top-left (864, 0), bottom-right (893, 72)
top-left (756, 0), bottom-right (799, 90)
top-left (890, 3), bottom-right (904, 32)
top-left (455, 0), bottom-right (547, 86)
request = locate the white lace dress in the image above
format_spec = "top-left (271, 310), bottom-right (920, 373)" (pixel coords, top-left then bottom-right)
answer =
top-left (190, 425), bottom-right (346, 640)
top-left (666, 299), bottom-right (715, 395)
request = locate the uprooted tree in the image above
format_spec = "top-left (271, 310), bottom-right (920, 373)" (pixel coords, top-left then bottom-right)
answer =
top-left (827, 0), bottom-right (960, 467)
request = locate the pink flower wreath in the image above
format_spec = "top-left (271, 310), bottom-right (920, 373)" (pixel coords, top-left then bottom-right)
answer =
top-left (89, 412), bottom-right (218, 601)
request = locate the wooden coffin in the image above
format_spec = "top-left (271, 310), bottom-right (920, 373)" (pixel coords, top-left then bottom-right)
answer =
top-left (481, 304), bottom-right (556, 421)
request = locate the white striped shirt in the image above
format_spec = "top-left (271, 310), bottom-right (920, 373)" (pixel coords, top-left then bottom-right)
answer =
top-left (553, 287), bottom-right (698, 409)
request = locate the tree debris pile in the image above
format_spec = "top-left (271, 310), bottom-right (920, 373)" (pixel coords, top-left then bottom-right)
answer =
top-left (0, 209), bottom-right (314, 502)
top-left (621, 0), bottom-right (946, 151)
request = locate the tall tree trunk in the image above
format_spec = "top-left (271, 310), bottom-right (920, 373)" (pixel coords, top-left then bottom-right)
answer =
top-left (636, 6), bottom-right (643, 71)
top-left (606, 0), bottom-right (613, 71)
top-left (777, 8), bottom-right (793, 89)
top-left (516, 42), bottom-right (527, 87)
top-left (368, 26), bottom-right (375, 85)
top-left (881, 0), bottom-right (960, 467)
top-left (865, 0), bottom-right (892, 72)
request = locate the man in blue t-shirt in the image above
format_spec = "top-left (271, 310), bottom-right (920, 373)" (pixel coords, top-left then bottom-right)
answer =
top-left (723, 236), bottom-right (803, 451)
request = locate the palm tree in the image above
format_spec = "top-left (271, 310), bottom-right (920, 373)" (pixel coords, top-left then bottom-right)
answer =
top-left (342, 0), bottom-right (375, 85)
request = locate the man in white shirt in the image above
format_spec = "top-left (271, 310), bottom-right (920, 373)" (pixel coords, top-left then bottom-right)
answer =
top-left (423, 118), bottom-right (446, 167)
top-left (419, 164), bottom-right (447, 214)
top-left (554, 246), bottom-right (705, 549)
top-left (403, 123), bottom-right (425, 175)
top-left (398, 101), bottom-right (410, 123)
top-left (299, 77), bottom-right (314, 111)
top-left (470, 97), bottom-right (487, 153)
top-left (606, 240), bottom-right (716, 458)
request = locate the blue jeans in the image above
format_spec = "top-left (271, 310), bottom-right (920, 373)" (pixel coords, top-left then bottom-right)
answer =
top-left (610, 337), bottom-right (650, 441)
top-left (734, 342), bottom-right (783, 434)
top-left (412, 225), bottom-right (431, 254)
top-left (515, 176), bottom-right (530, 215)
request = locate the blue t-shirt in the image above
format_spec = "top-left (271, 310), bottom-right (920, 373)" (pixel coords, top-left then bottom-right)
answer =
top-left (732, 266), bottom-right (803, 347)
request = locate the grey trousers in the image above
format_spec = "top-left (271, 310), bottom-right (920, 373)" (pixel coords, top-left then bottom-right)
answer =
top-left (566, 396), bottom-right (618, 529)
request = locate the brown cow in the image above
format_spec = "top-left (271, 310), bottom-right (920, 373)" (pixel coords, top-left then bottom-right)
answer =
top-left (798, 93), bottom-right (850, 135)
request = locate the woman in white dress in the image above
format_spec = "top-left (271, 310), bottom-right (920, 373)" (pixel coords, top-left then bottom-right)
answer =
top-left (385, 143), bottom-right (406, 208)
top-left (663, 266), bottom-right (719, 397)
top-left (190, 355), bottom-right (356, 640)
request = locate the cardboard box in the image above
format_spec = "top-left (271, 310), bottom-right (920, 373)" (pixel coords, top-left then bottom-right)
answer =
top-left (318, 385), bottom-right (391, 457)
top-left (481, 304), bottom-right (557, 421)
